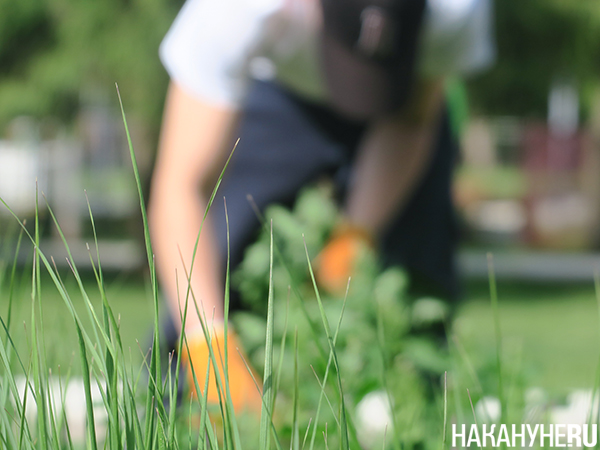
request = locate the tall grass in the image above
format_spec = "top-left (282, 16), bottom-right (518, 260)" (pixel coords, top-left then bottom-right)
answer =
top-left (0, 86), bottom-right (560, 450)
top-left (0, 88), bottom-right (378, 450)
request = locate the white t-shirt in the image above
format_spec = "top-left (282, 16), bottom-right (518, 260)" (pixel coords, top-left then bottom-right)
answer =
top-left (160, 0), bottom-right (494, 108)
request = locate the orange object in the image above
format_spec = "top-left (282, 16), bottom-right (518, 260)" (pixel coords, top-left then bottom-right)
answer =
top-left (316, 224), bottom-right (373, 295)
top-left (183, 325), bottom-right (263, 414)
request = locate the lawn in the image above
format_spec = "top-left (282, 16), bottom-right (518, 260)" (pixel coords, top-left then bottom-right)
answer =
top-left (3, 270), bottom-right (599, 396)
top-left (1, 271), bottom-right (155, 374)
top-left (456, 280), bottom-right (600, 393)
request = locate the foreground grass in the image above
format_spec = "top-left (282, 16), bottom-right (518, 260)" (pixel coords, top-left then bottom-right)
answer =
top-left (0, 271), bottom-right (154, 373)
top-left (3, 273), bottom-right (598, 394)
top-left (0, 89), bottom-right (371, 450)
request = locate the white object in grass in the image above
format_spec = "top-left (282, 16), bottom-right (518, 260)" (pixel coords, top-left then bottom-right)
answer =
top-left (355, 390), bottom-right (394, 448)
top-left (12, 375), bottom-right (108, 446)
top-left (0, 141), bottom-right (41, 216)
top-left (475, 396), bottom-right (501, 423)
top-left (551, 389), bottom-right (599, 427)
top-left (411, 297), bottom-right (449, 327)
top-left (523, 387), bottom-right (548, 424)
top-left (64, 378), bottom-right (108, 445)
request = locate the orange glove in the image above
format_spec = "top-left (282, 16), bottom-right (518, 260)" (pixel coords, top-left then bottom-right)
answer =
top-left (316, 224), bottom-right (373, 296)
top-left (183, 325), bottom-right (263, 414)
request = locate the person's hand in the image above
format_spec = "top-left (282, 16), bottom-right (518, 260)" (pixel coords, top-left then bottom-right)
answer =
top-left (183, 324), bottom-right (263, 414)
top-left (316, 224), bottom-right (373, 296)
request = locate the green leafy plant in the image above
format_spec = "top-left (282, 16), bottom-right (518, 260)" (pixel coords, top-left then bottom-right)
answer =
top-left (232, 185), bottom-right (454, 450)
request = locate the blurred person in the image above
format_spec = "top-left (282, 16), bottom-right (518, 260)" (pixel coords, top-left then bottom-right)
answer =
top-left (150, 0), bottom-right (494, 412)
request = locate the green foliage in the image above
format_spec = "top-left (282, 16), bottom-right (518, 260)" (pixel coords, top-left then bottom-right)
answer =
top-left (233, 186), bottom-right (451, 450)
top-left (0, 0), bottom-right (182, 133)
top-left (0, 0), bottom-right (50, 73)
top-left (468, 0), bottom-right (600, 117)
top-left (2, 0), bottom-right (600, 137)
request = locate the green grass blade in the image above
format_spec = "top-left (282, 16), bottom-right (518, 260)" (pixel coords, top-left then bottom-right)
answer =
top-left (5, 220), bottom-right (25, 334)
top-left (116, 84), bottom-right (164, 448)
top-left (0, 224), bottom-right (26, 444)
top-left (1, 183), bottom-right (131, 450)
top-left (246, 196), bottom-right (327, 362)
top-left (0, 326), bottom-right (34, 448)
top-left (75, 322), bottom-right (99, 450)
top-left (588, 269), bottom-right (600, 427)
top-left (58, 369), bottom-right (75, 450)
top-left (0, 316), bottom-right (30, 398)
top-left (273, 289), bottom-right (290, 416)
top-left (466, 389), bottom-right (483, 450)
top-left (118, 83), bottom-right (238, 450)
top-left (199, 349), bottom-right (213, 450)
top-left (45, 370), bottom-right (63, 450)
top-left (375, 299), bottom-right (401, 450)
top-left (303, 237), bottom-right (349, 450)
top-left (309, 365), bottom-right (340, 428)
top-left (115, 89), bottom-right (154, 282)
top-left (84, 192), bottom-right (122, 450)
top-left (222, 198), bottom-right (243, 450)
top-left (259, 221), bottom-right (276, 450)
top-left (0, 197), bottom-right (109, 370)
top-left (184, 272), bottom-right (248, 449)
top-left (308, 285), bottom-right (348, 450)
top-left (291, 328), bottom-right (300, 450)
top-left (301, 418), bottom-right (313, 450)
top-left (487, 253), bottom-right (504, 421)
top-left (178, 139), bottom-right (237, 328)
top-left (450, 335), bottom-right (483, 395)
top-left (43, 199), bottom-right (117, 361)
top-left (442, 371), bottom-right (448, 450)
top-left (168, 273), bottom-right (189, 446)
top-left (32, 188), bottom-right (51, 450)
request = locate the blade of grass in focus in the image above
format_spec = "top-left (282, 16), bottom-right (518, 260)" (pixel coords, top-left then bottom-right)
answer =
top-left (259, 221), bottom-right (276, 450)
top-left (291, 328), bottom-right (300, 450)
top-left (85, 192), bottom-right (122, 450)
top-left (222, 198), bottom-right (243, 450)
top-left (116, 84), bottom-right (164, 449)
top-left (308, 283), bottom-right (348, 450)
top-left (273, 289), bottom-right (290, 417)
top-left (303, 237), bottom-right (349, 450)
top-left (32, 186), bottom-right (52, 450)
top-left (246, 195), bottom-right (327, 363)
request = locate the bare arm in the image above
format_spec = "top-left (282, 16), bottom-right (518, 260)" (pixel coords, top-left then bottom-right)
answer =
top-left (149, 82), bottom-right (239, 333)
top-left (345, 80), bottom-right (445, 234)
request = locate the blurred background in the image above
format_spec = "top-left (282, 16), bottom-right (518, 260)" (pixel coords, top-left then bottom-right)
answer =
top-left (1, 0), bottom-right (600, 394)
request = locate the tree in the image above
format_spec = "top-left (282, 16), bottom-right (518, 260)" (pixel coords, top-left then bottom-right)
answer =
top-left (467, 0), bottom-right (600, 118)
top-left (0, 0), bottom-right (183, 137)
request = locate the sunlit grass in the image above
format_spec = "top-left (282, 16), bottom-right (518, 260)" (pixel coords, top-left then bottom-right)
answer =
top-left (456, 280), bottom-right (600, 391)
